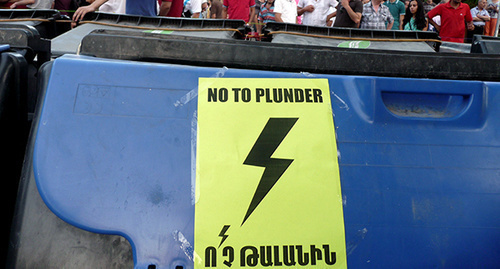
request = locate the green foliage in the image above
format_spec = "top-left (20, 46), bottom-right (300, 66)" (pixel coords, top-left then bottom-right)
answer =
top-left (462, 0), bottom-right (477, 8)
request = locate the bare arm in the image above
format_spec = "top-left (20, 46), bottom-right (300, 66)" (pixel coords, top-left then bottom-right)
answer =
top-left (72, 0), bottom-right (108, 24)
top-left (222, 6), bottom-right (228, 19)
top-left (427, 16), bottom-right (439, 32)
top-left (477, 13), bottom-right (490, 21)
top-left (326, 11), bottom-right (336, 21)
top-left (275, 12), bottom-right (283, 22)
top-left (386, 21), bottom-right (393, 30)
top-left (340, 0), bottom-right (361, 24)
top-left (422, 18), bottom-right (428, 31)
top-left (422, 18), bottom-right (429, 31)
top-left (297, 5), bottom-right (314, 16)
top-left (467, 20), bottom-right (474, 30)
top-left (159, 1), bottom-right (172, 16)
top-left (399, 14), bottom-right (404, 30)
top-left (9, 0), bottom-right (35, 8)
top-left (249, 6), bottom-right (255, 24)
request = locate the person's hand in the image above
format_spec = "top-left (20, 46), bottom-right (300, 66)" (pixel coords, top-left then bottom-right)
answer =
top-left (304, 4), bottom-right (315, 12)
top-left (341, 0), bottom-right (350, 8)
top-left (467, 21), bottom-right (474, 31)
top-left (9, 0), bottom-right (34, 9)
top-left (72, 5), bottom-right (97, 27)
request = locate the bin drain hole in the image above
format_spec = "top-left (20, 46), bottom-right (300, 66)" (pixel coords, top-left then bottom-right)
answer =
top-left (176, 266), bottom-right (184, 269)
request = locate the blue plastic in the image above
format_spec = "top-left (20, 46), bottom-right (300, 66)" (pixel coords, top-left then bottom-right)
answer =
top-left (0, 44), bottom-right (10, 53)
top-left (34, 55), bottom-right (500, 269)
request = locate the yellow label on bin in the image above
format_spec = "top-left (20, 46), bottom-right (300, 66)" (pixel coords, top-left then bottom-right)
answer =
top-left (195, 78), bottom-right (346, 268)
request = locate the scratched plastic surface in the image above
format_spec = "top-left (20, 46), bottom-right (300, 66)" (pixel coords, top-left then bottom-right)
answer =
top-left (34, 55), bottom-right (500, 268)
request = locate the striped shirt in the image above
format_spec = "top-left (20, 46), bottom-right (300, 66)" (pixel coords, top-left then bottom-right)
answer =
top-left (259, 3), bottom-right (276, 23)
top-left (360, 1), bottom-right (394, 29)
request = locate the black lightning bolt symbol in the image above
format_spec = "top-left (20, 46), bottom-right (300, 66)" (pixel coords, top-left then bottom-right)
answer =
top-left (242, 118), bottom-right (298, 226)
top-left (218, 225), bottom-right (230, 248)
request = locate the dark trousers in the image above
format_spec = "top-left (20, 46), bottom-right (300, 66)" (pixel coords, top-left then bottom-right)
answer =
top-left (466, 25), bottom-right (485, 43)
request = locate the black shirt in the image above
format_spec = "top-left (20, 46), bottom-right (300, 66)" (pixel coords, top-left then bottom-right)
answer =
top-left (333, 0), bottom-right (364, 28)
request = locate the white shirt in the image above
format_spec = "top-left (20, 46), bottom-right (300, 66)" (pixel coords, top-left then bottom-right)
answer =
top-left (274, 0), bottom-right (298, 23)
top-left (99, 0), bottom-right (127, 14)
top-left (298, 0), bottom-right (338, 26)
top-left (471, 7), bottom-right (490, 26)
top-left (28, 0), bottom-right (54, 9)
top-left (185, 0), bottom-right (203, 14)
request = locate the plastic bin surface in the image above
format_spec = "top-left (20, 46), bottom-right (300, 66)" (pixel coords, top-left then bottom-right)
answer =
top-left (270, 33), bottom-right (436, 52)
top-left (33, 55), bottom-right (500, 269)
top-left (1, 47), bottom-right (29, 267)
top-left (51, 15), bottom-right (242, 57)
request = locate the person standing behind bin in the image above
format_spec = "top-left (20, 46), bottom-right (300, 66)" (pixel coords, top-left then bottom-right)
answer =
top-left (252, 0), bottom-right (264, 30)
top-left (384, 0), bottom-right (406, 29)
top-left (73, 0), bottom-right (164, 24)
top-left (222, 0), bottom-right (255, 23)
top-left (97, 0), bottom-right (126, 13)
top-left (468, 0), bottom-right (489, 40)
top-left (274, 0), bottom-right (298, 22)
top-left (402, 0), bottom-right (428, 30)
top-left (209, 0), bottom-right (223, 18)
top-left (201, 0), bottom-right (208, 17)
top-left (0, 0), bottom-right (27, 8)
top-left (427, 0), bottom-right (474, 43)
top-left (5, 0), bottom-right (51, 8)
top-left (160, 0), bottom-right (183, 17)
top-left (257, 0), bottom-right (276, 33)
top-left (297, 0), bottom-right (338, 26)
top-left (328, 0), bottom-right (363, 28)
top-left (423, 0), bottom-right (436, 15)
top-left (183, 0), bottom-right (202, 17)
top-left (360, 0), bottom-right (394, 29)
top-left (485, 0), bottom-right (499, 35)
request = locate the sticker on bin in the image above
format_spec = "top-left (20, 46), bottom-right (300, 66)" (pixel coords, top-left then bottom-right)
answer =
top-left (195, 78), bottom-right (347, 268)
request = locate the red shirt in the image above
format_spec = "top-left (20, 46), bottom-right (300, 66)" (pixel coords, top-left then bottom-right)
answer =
top-left (223, 0), bottom-right (255, 22)
top-left (164, 0), bottom-right (183, 17)
top-left (428, 2), bottom-right (473, 43)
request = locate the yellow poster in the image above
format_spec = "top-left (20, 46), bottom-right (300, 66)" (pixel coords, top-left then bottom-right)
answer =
top-left (195, 78), bottom-right (346, 268)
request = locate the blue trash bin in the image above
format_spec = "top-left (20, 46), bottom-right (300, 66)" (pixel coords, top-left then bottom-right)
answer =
top-left (8, 54), bottom-right (500, 269)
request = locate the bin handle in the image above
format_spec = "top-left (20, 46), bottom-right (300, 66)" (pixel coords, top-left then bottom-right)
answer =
top-left (380, 91), bottom-right (472, 119)
top-left (0, 44), bottom-right (10, 53)
top-left (372, 78), bottom-right (486, 127)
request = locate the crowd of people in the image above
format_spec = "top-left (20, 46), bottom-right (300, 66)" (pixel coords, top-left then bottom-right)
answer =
top-left (1, 0), bottom-right (499, 43)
